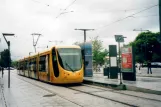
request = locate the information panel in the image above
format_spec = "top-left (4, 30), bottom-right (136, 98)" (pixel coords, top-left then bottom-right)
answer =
top-left (121, 46), bottom-right (133, 72)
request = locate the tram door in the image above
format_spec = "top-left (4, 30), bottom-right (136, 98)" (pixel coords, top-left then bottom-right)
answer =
top-left (46, 54), bottom-right (50, 82)
top-left (39, 54), bottom-right (50, 81)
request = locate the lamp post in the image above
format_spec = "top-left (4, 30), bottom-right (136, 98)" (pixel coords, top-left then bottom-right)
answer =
top-left (2, 33), bottom-right (14, 88)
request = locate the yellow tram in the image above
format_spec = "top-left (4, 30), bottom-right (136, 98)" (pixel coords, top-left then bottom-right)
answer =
top-left (17, 45), bottom-right (83, 84)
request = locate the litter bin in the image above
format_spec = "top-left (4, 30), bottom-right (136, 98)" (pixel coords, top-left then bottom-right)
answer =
top-left (103, 67), bottom-right (109, 78)
top-left (109, 67), bottom-right (118, 79)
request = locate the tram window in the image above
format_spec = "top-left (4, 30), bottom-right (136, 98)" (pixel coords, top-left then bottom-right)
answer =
top-left (25, 61), bottom-right (27, 70)
top-left (19, 62), bottom-right (22, 70)
top-left (39, 55), bottom-right (46, 72)
top-left (28, 61), bottom-right (31, 70)
top-left (21, 62), bottom-right (23, 70)
top-left (31, 58), bottom-right (36, 71)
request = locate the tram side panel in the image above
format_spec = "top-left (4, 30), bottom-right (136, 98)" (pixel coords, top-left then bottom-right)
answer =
top-left (24, 60), bottom-right (29, 77)
top-left (30, 57), bottom-right (38, 79)
top-left (38, 54), bottom-right (50, 82)
top-left (17, 46), bottom-right (83, 84)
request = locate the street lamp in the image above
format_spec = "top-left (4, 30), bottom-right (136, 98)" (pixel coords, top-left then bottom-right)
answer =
top-left (2, 33), bottom-right (15, 88)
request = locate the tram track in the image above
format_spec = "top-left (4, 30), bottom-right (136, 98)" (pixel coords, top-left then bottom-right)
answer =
top-left (81, 84), bottom-right (161, 102)
top-left (65, 85), bottom-right (138, 107)
top-left (12, 71), bottom-right (161, 107)
top-left (65, 84), bottom-right (161, 106)
top-left (11, 72), bottom-right (135, 107)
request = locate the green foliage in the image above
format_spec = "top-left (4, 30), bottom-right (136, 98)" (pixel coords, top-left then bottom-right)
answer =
top-left (11, 61), bottom-right (18, 68)
top-left (90, 36), bottom-right (108, 65)
top-left (130, 31), bottom-right (161, 62)
top-left (152, 53), bottom-right (161, 62)
top-left (0, 49), bottom-right (11, 67)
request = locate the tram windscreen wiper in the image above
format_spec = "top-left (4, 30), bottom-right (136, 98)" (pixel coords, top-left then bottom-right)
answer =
top-left (65, 60), bottom-right (74, 72)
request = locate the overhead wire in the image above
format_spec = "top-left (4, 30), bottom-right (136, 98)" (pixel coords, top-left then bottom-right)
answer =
top-left (131, 15), bottom-right (158, 18)
top-left (55, 0), bottom-right (77, 18)
top-left (63, 0), bottom-right (77, 11)
top-left (96, 4), bottom-right (158, 30)
top-left (105, 4), bottom-right (159, 12)
top-left (31, 0), bottom-right (49, 7)
top-left (36, 0), bottom-right (77, 34)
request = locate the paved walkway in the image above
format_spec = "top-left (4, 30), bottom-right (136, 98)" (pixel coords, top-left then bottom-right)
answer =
top-left (84, 67), bottom-right (161, 94)
top-left (0, 71), bottom-right (79, 107)
top-left (93, 67), bottom-right (161, 77)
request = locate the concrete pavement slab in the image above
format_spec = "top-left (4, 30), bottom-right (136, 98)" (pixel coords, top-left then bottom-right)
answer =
top-left (0, 72), bottom-right (81, 107)
top-left (84, 72), bottom-right (161, 95)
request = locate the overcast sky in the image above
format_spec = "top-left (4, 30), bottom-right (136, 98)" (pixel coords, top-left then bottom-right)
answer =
top-left (0, 0), bottom-right (159, 60)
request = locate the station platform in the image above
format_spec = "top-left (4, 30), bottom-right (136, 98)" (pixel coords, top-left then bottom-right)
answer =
top-left (84, 68), bottom-right (161, 95)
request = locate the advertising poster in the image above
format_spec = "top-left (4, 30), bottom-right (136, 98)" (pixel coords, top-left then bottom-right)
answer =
top-left (121, 46), bottom-right (133, 72)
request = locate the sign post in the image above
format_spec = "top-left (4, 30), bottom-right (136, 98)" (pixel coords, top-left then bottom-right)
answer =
top-left (114, 35), bottom-right (124, 84)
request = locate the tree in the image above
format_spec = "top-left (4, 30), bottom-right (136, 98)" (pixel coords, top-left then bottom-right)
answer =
top-left (130, 32), bottom-right (161, 62)
top-left (11, 61), bottom-right (18, 68)
top-left (0, 49), bottom-right (11, 67)
top-left (90, 36), bottom-right (108, 65)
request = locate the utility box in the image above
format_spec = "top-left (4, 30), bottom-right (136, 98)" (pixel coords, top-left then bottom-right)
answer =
top-left (103, 67), bottom-right (109, 78)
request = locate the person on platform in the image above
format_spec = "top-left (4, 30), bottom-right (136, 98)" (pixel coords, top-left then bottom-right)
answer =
top-left (147, 60), bottom-right (152, 74)
top-left (138, 63), bottom-right (141, 74)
